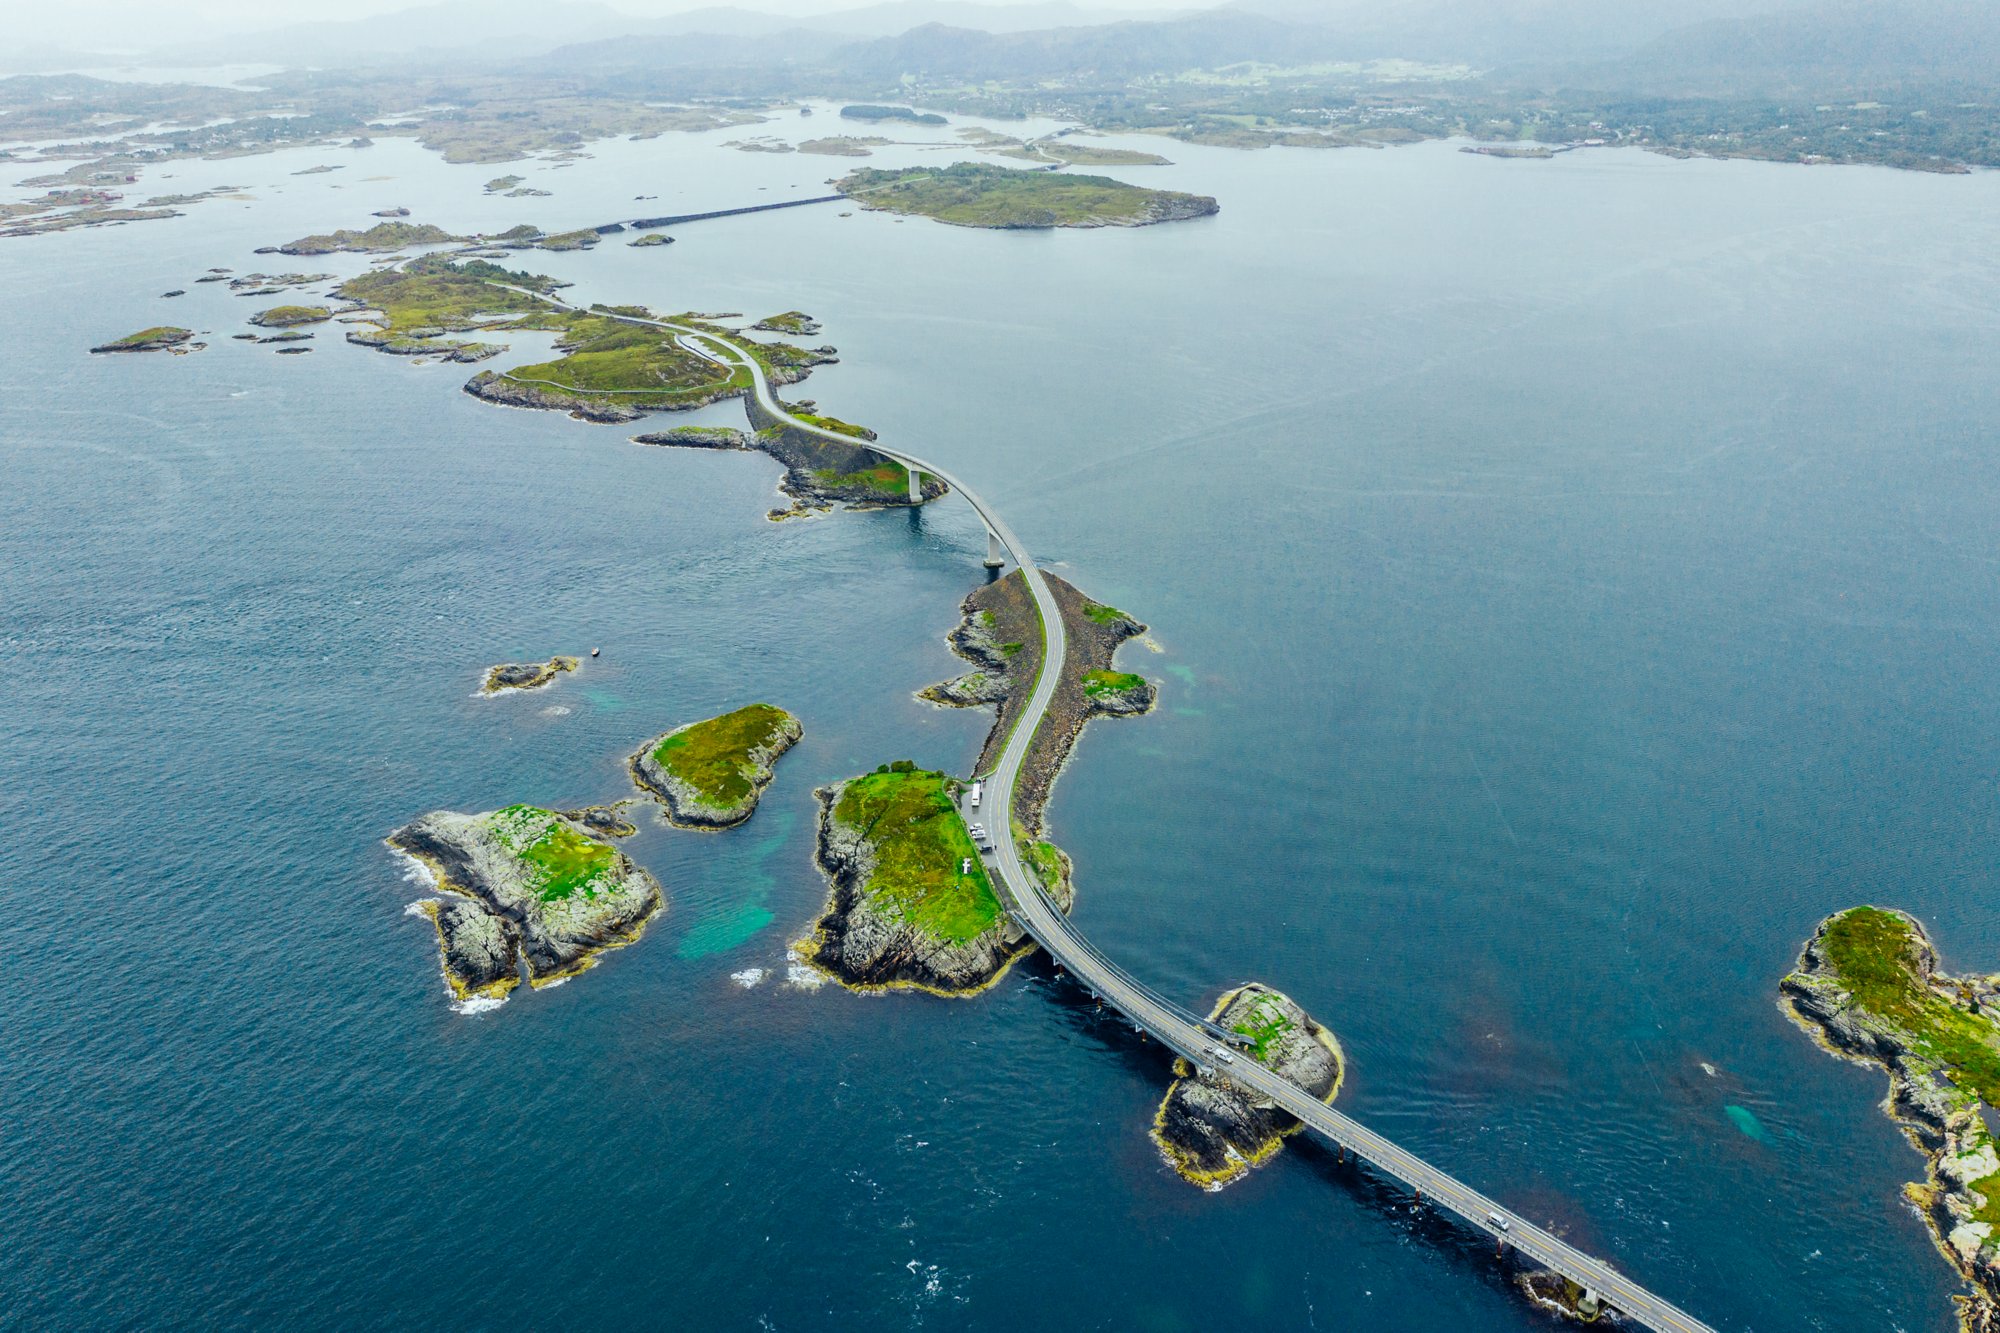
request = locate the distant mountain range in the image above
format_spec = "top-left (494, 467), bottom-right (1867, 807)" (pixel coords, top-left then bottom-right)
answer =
top-left (141, 0), bottom-right (1191, 69)
top-left (1577, 0), bottom-right (2000, 95)
top-left (14, 0), bottom-right (1996, 99)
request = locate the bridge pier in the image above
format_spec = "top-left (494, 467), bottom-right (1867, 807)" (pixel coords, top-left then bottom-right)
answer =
top-left (984, 529), bottom-right (1005, 569)
top-left (908, 468), bottom-right (923, 504)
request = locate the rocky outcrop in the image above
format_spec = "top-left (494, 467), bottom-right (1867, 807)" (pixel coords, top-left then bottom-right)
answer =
top-left (632, 426), bottom-right (750, 451)
top-left (90, 327), bottom-right (194, 353)
top-left (628, 705), bottom-right (802, 830)
top-left (347, 328), bottom-right (502, 363)
top-left (1783, 909), bottom-right (2000, 1332)
top-left (1152, 983), bottom-right (1344, 1189)
top-left (463, 369), bottom-right (748, 423)
top-left (248, 304), bottom-right (331, 328)
top-left (392, 806), bottom-right (663, 1004)
top-left (560, 803), bottom-right (639, 838)
top-left (481, 656), bottom-right (579, 693)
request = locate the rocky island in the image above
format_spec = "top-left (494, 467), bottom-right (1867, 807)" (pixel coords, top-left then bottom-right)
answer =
top-left (1152, 983), bottom-right (1344, 1188)
top-left (629, 703), bottom-right (802, 829)
top-left (248, 304), bottom-right (331, 328)
top-left (272, 220), bottom-right (462, 255)
top-left (795, 762), bottom-right (1038, 994)
top-left (834, 162), bottom-right (1218, 229)
top-left (89, 326), bottom-right (196, 354)
top-left (481, 656), bottom-right (580, 693)
top-left (797, 574), bottom-right (1155, 995)
top-left (1783, 907), bottom-right (2000, 1331)
top-left (392, 805), bottom-right (663, 1004)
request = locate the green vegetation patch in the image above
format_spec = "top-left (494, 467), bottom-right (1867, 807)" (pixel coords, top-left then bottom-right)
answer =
top-left (1820, 907), bottom-right (2000, 1105)
top-left (251, 304), bottom-right (330, 328)
top-left (101, 326), bottom-right (190, 348)
top-left (840, 105), bottom-right (946, 126)
top-left (651, 704), bottom-right (796, 809)
top-left (1024, 839), bottom-right (1065, 891)
top-left (836, 767), bottom-right (1000, 944)
top-left (836, 162), bottom-right (1211, 228)
top-left (487, 804), bottom-right (621, 903)
top-left (278, 220), bottom-right (460, 254)
top-left (337, 256), bottom-right (566, 335)
top-left (1231, 992), bottom-right (1297, 1063)
top-left (1083, 669), bottom-right (1146, 696)
top-left (1082, 600), bottom-right (1128, 625)
top-left (813, 458), bottom-right (909, 497)
top-left (506, 313), bottom-right (742, 401)
top-left (791, 409), bottom-right (874, 439)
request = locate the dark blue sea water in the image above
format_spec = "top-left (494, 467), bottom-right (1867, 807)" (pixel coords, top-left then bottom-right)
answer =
top-left (4, 118), bottom-right (1998, 1330)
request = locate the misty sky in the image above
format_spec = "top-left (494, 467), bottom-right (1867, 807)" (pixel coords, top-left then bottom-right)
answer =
top-left (21, 0), bottom-right (1177, 55)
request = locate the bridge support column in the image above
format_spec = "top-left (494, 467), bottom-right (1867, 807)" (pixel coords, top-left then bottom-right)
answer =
top-left (908, 469), bottom-right (923, 504)
top-left (984, 529), bottom-right (1005, 569)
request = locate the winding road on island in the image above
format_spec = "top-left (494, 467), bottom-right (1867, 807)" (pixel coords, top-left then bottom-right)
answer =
top-left (501, 286), bottom-right (1717, 1333)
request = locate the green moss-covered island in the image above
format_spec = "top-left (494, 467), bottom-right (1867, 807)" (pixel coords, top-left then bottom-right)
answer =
top-left (629, 704), bottom-right (803, 829)
top-left (249, 304), bottom-right (331, 329)
top-left (480, 656), bottom-right (580, 694)
top-left (1783, 907), bottom-right (2000, 1330)
top-left (753, 311), bottom-right (821, 335)
top-left (90, 326), bottom-right (195, 354)
top-left (795, 763), bottom-right (1046, 994)
top-left (1152, 983), bottom-right (1345, 1189)
top-left (840, 104), bottom-right (945, 126)
top-left (391, 805), bottom-right (663, 1006)
top-left (835, 162), bottom-right (1218, 230)
top-left (274, 220), bottom-right (462, 255)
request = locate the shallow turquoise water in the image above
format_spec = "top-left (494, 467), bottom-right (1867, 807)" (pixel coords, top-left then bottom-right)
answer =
top-left (3, 116), bottom-right (1998, 1329)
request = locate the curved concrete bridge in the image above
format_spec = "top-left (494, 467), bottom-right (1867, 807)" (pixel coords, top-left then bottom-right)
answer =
top-left (512, 290), bottom-right (1718, 1333)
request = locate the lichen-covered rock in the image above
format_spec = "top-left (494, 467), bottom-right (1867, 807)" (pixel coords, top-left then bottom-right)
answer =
top-left (632, 426), bottom-right (751, 451)
top-left (1782, 908), bottom-right (2000, 1331)
top-left (1152, 983), bottom-right (1343, 1189)
top-left (481, 656), bottom-right (579, 693)
top-left (392, 806), bottom-right (662, 1005)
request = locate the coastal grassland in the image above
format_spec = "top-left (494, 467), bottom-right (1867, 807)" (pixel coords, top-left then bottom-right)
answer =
top-left (754, 311), bottom-right (818, 334)
top-left (1817, 907), bottom-right (2000, 1105)
top-left (791, 408), bottom-right (874, 439)
top-left (1082, 600), bottom-right (1127, 625)
top-left (488, 804), bottom-right (620, 902)
top-left (835, 162), bottom-right (1216, 229)
top-left (1083, 669), bottom-right (1146, 697)
top-left (250, 304), bottom-right (330, 328)
top-left (835, 767), bottom-right (1000, 943)
top-left (277, 220), bottom-right (460, 254)
top-left (1025, 839), bottom-right (1063, 887)
top-left (813, 458), bottom-right (910, 500)
top-left (336, 257), bottom-right (565, 334)
top-left (505, 315), bottom-right (744, 399)
top-left (92, 326), bottom-right (191, 351)
top-left (649, 704), bottom-right (796, 810)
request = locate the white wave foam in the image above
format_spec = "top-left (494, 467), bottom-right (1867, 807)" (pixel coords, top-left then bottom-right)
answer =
top-left (453, 995), bottom-right (507, 1015)
top-left (390, 847), bottom-right (438, 890)
top-left (785, 961), bottom-right (826, 990)
top-left (731, 967), bottom-right (768, 989)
